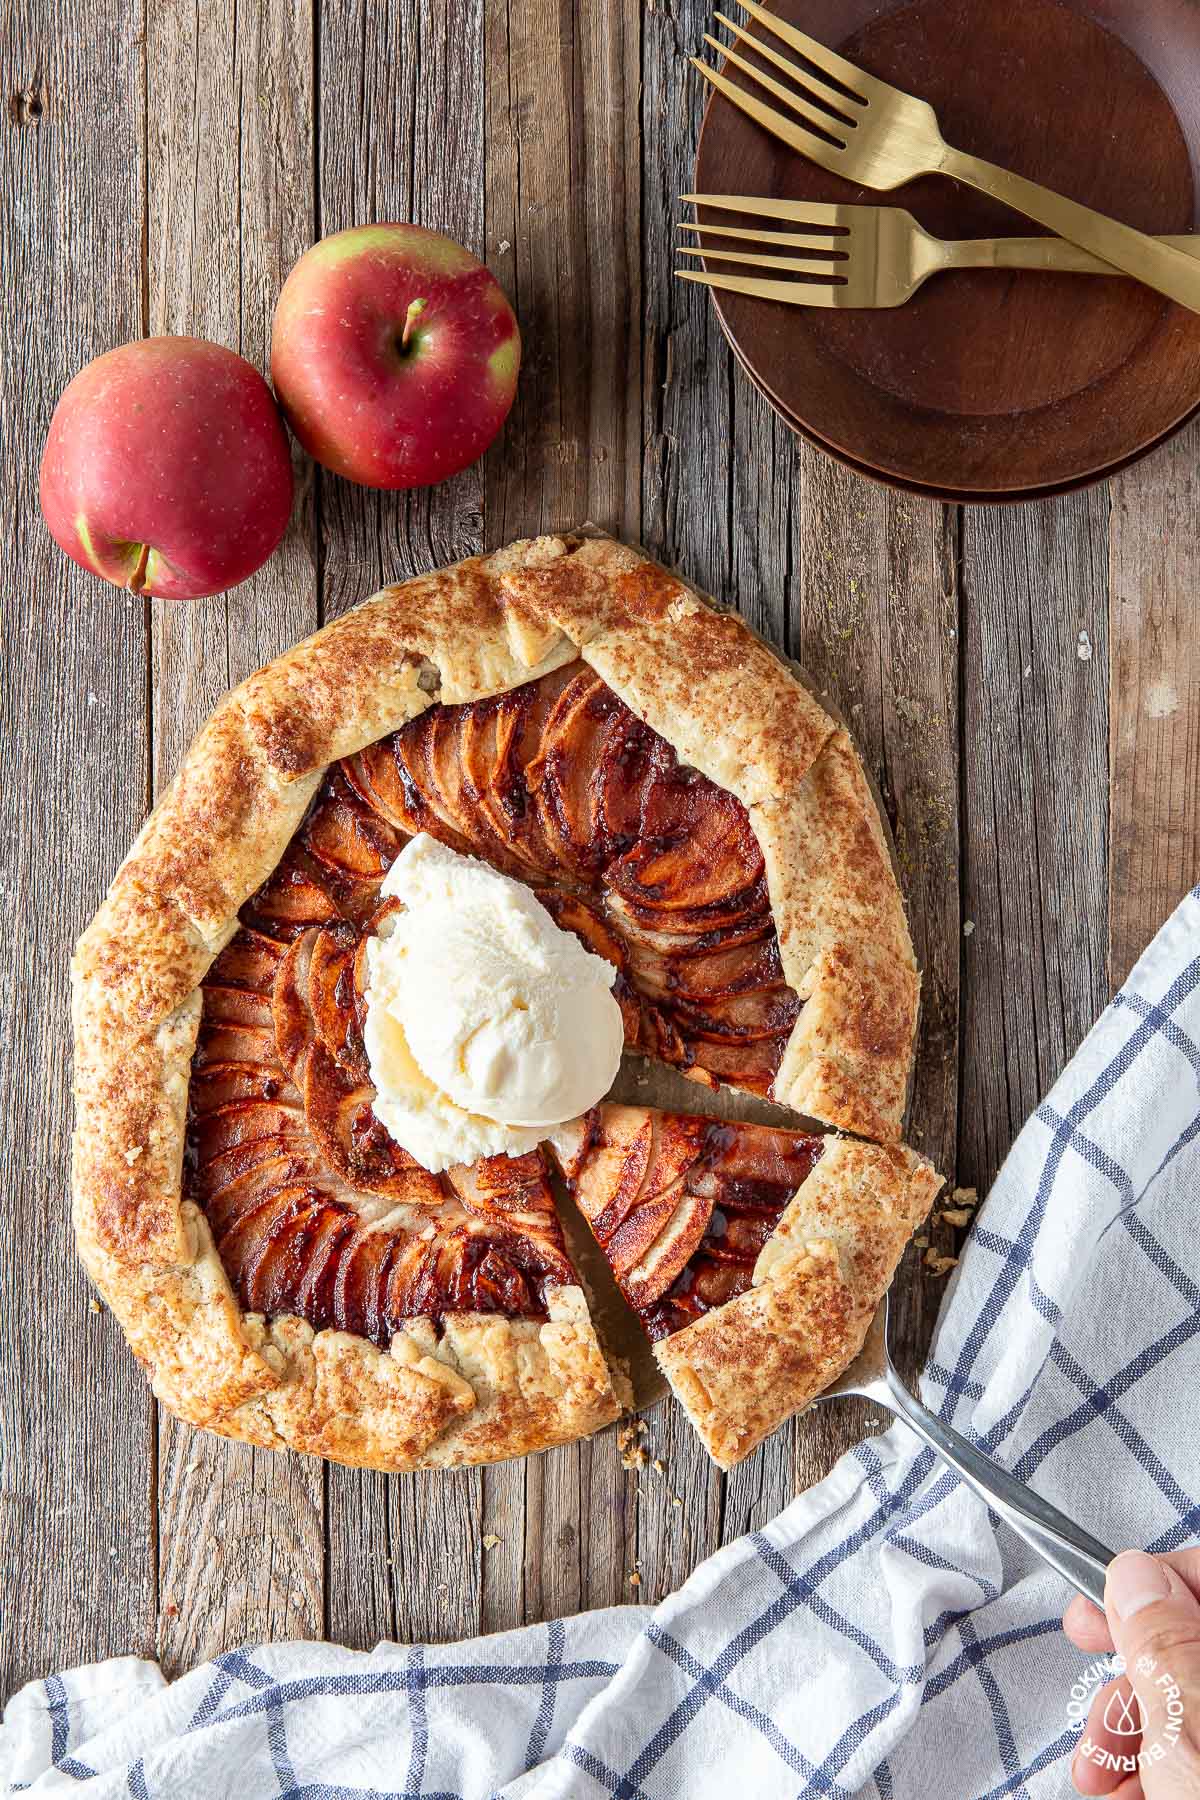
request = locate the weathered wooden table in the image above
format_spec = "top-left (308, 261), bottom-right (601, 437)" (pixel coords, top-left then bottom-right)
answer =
top-left (3, 0), bottom-right (1195, 1698)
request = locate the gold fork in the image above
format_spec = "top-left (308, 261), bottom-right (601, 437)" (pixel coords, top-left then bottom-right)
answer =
top-left (678, 194), bottom-right (1200, 309)
top-left (692, 1), bottom-right (1200, 313)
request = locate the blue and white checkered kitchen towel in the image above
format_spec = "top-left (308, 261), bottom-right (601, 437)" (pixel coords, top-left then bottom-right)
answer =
top-left (6, 889), bottom-right (1200, 1799)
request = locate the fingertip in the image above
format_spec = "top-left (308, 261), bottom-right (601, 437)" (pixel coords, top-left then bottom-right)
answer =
top-left (1063, 1592), bottom-right (1116, 1653)
top-left (1064, 1592), bottom-right (1103, 1634)
top-left (1071, 1741), bottom-right (1123, 1796)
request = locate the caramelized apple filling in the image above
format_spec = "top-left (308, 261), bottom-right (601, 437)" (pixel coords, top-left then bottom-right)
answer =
top-left (265, 660), bottom-right (800, 1095)
top-left (552, 1105), bottom-right (824, 1342)
top-left (186, 661), bottom-right (802, 1347)
top-left (186, 928), bottom-right (572, 1344)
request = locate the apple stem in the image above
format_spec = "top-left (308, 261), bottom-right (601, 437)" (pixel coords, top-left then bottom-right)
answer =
top-left (126, 543), bottom-right (151, 595)
top-left (400, 297), bottom-right (427, 353)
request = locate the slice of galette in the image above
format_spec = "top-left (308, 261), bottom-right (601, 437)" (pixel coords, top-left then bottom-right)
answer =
top-left (552, 1105), bottom-right (940, 1469)
top-left (72, 531), bottom-right (931, 1473)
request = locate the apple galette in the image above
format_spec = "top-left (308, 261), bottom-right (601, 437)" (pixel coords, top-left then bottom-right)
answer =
top-left (72, 532), bottom-right (938, 1472)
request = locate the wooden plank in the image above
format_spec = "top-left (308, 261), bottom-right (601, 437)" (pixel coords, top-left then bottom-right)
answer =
top-left (144, 0), bottom-right (323, 1676)
top-left (484, 0), bottom-right (643, 548)
top-left (1109, 426), bottom-right (1200, 986)
top-left (638, 0), bottom-right (737, 1599)
top-left (0, 1), bottom-right (153, 1700)
top-left (781, 442), bottom-right (961, 1495)
top-left (959, 496), bottom-right (1110, 1196)
top-left (483, 0), bottom-right (643, 1627)
top-left (318, 0), bottom-right (489, 1652)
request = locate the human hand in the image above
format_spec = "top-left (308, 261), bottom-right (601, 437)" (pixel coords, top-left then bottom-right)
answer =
top-left (1064, 1549), bottom-right (1200, 1797)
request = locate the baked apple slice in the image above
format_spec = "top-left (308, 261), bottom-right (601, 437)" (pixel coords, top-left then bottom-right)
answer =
top-left (551, 1104), bottom-right (940, 1468)
top-left (286, 660), bottom-right (800, 1102)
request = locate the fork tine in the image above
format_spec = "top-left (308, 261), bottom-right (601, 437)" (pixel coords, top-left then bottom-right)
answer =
top-left (679, 243), bottom-right (848, 278)
top-left (732, 0), bottom-right (875, 104)
top-left (713, 11), bottom-right (860, 125)
top-left (702, 33), bottom-right (852, 143)
top-left (680, 221), bottom-right (849, 253)
top-left (681, 193), bottom-right (849, 230)
top-left (675, 268), bottom-right (846, 309)
top-left (690, 59), bottom-right (848, 172)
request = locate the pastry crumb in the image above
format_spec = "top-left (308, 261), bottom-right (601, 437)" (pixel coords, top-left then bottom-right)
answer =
top-left (617, 1421), bottom-right (650, 1470)
top-left (88, 1297), bottom-right (103, 1314)
top-left (671, 1495), bottom-right (683, 1507)
top-left (482, 1533), bottom-right (501, 1551)
top-left (1077, 629), bottom-right (1093, 662)
top-left (951, 1186), bottom-right (978, 1208)
top-left (913, 1235), bottom-right (929, 1249)
top-left (628, 1571), bottom-right (642, 1587)
top-left (939, 1206), bottom-right (974, 1229)
top-left (962, 920), bottom-right (975, 938)
top-left (123, 1144), bottom-right (144, 1165)
top-left (924, 1250), bottom-right (958, 1276)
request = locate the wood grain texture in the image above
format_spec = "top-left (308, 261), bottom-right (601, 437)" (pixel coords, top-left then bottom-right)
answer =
top-left (959, 497), bottom-right (1111, 1195)
top-left (786, 451), bottom-right (960, 1450)
top-left (318, 0), bottom-right (488, 1652)
top-left (1109, 421), bottom-right (1200, 985)
top-left (0, 0), bottom-right (155, 1699)
top-left (481, 0), bottom-right (644, 1630)
top-left (143, 0), bottom-right (323, 1676)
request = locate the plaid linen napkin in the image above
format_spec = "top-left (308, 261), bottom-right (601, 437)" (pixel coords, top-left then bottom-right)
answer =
top-left (5, 887), bottom-right (1200, 1800)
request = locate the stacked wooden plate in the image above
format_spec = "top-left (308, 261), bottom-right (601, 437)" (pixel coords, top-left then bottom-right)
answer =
top-left (695, 0), bottom-right (1200, 501)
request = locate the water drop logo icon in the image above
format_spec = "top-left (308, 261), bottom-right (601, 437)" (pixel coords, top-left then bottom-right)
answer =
top-left (1102, 1685), bottom-right (1145, 1738)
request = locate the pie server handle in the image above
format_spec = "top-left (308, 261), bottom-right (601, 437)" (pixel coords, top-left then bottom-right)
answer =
top-left (873, 1360), bottom-right (1113, 1609)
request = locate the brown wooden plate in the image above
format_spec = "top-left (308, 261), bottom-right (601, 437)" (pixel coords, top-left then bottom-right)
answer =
top-left (695, 0), bottom-right (1200, 497)
top-left (725, 318), bottom-right (1200, 505)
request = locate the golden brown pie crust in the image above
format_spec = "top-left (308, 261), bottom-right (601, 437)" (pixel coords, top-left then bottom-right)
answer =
top-left (72, 532), bottom-right (924, 1472)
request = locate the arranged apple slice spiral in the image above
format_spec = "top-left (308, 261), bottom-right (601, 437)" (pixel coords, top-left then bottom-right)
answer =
top-left (188, 658), bottom-right (802, 1350)
top-left (286, 658), bottom-right (799, 1093)
top-left (187, 924), bottom-right (574, 1346)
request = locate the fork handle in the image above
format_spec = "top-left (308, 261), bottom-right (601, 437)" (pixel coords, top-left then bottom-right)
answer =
top-left (878, 1360), bottom-right (1114, 1608)
top-left (940, 233), bottom-right (1200, 277)
top-left (940, 146), bottom-right (1200, 312)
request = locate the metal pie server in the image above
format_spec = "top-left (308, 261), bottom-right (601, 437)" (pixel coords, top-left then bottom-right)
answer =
top-left (816, 1293), bottom-right (1114, 1607)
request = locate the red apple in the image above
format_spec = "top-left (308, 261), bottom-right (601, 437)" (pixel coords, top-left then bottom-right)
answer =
top-left (270, 224), bottom-right (520, 489)
top-left (39, 338), bottom-right (293, 601)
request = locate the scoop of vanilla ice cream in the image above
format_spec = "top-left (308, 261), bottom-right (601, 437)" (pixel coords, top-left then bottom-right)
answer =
top-left (363, 833), bottom-right (624, 1173)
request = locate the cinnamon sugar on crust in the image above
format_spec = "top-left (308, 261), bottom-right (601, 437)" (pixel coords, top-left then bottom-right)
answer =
top-left (72, 532), bottom-right (923, 1473)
